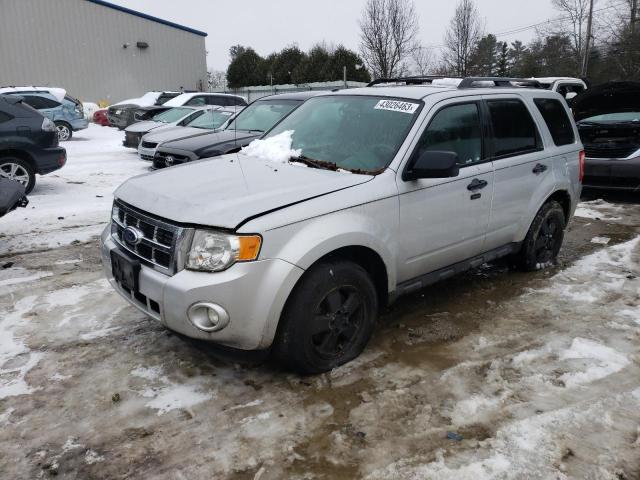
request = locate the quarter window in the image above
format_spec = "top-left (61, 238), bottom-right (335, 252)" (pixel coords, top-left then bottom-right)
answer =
top-left (415, 103), bottom-right (483, 166)
top-left (0, 112), bottom-right (12, 123)
top-left (487, 99), bottom-right (540, 157)
top-left (534, 98), bottom-right (575, 146)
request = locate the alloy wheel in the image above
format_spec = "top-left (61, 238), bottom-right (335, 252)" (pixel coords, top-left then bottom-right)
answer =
top-left (534, 216), bottom-right (561, 264)
top-left (0, 162), bottom-right (30, 187)
top-left (57, 124), bottom-right (71, 141)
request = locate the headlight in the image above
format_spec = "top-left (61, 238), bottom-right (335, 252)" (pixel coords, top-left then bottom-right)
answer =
top-left (42, 117), bottom-right (56, 132)
top-left (186, 230), bottom-right (261, 272)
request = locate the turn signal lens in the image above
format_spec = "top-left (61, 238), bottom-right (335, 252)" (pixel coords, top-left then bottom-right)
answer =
top-left (578, 150), bottom-right (585, 183)
top-left (237, 236), bottom-right (262, 261)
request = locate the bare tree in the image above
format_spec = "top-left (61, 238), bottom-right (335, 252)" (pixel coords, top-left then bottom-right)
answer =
top-left (359, 0), bottom-right (419, 78)
top-left (410, 45), bottom-right (435, 75)
top-left (443, 0), bottom-right (484, 76)
top-left (207, 71), bottom-right (227, 91)
top-left (547, 0), bottom-right (595, 71)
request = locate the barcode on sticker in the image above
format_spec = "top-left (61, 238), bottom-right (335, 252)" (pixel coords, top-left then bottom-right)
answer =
top-left (374, 100), bottom-right (419, 114)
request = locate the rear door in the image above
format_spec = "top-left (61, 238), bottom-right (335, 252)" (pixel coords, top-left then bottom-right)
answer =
top-left (397, 98), bottom-right (494, 282)
top-left (483, 95), bottom-right (553, 249)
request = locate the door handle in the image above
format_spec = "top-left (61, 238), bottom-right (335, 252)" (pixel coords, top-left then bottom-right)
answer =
top-left (467, 178), bottom-right (488, 191)
top-left (532, 163), bottom-right (548, 174)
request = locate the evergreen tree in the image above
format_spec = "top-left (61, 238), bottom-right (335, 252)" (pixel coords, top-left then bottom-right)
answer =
top-left (226, 48), bottom-right (267, 88)
top-left (496, 42), bottom-right (509, 77)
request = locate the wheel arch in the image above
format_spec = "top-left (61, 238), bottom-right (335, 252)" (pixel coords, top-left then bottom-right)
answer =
top-left (0, 149), bottom-right (36, 171)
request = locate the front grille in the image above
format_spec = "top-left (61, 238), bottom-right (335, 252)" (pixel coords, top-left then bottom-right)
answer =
top-left (141, 141), bottom-right (158, 149)
top-left (140, 154), bottom-right (154, 161)
top-left (111, 200), bottom-right (187, 275)
top-left (154, 151), bottom-right (189, 169)
top-left (124, 131), bottom-right (142, 147)
top-left (584, 145), bottom-right (639, 159)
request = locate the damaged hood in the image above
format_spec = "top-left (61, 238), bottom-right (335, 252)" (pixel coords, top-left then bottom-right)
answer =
top-left (573, 82), bottom-right (640, 122)
top-left (114, 153), bottom-right (372, 229)
top-left (161, 129), bottom-right (260, 153)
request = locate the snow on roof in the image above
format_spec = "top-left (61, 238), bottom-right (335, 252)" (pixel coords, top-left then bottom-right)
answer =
top-left (164, 92), bottom-right (245, 107)
top-left (84, 0), bottom-right (207, 37)
top-left (0, 86), bottom-right (67, 102)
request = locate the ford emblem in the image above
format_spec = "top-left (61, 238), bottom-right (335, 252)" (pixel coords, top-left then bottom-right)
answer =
top-left (123, 226), bottom-right (143, 246)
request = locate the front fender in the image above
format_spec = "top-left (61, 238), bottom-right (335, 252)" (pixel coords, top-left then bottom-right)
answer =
top-left (258, 200), bottom-right (399, 293)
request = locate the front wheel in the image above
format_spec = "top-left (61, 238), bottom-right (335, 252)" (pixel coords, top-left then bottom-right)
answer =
top-left (0, 157), bottom-right (36, 193)
top-left (274, 259), bottom-right (379, 374)
top-left (515, 200), bottom-right (566, 271)
top-left (55, 122), bottom-right (72, 141)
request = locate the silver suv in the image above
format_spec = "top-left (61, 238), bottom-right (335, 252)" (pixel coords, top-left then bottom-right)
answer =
top-left (101, 77), bottom-right (584, 373)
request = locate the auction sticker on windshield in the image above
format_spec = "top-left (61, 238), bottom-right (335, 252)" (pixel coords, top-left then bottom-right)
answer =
top-left (374, 100), bottom-right (420, 114)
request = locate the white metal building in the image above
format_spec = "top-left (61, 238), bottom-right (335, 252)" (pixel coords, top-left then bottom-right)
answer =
top-left (0, 0), bottom-right (208, 103)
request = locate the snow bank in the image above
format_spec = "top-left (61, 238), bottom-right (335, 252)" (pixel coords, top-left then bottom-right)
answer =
top-left (559, 337), bottom-right (629, 387)
top-left (241, 130), bottom-right (301, 163)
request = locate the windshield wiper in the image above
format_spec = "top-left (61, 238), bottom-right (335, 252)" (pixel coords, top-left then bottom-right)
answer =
top-left (290, 155), bottom-right (339, 171)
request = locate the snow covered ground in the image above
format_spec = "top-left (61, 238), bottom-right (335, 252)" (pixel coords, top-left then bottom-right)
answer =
top-left (0, 126), bottom-right (639, 478)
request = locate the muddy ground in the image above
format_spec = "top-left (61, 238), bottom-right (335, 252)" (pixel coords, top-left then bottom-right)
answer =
top-left (1, 194), bottom-right (640, 479)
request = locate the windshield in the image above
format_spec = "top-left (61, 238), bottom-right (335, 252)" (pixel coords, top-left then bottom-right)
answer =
top-left (226, 100), bottom-right (300, 132)
top-left (156, 92), bottom-right (179, 105)
top-left (187, 110), bottom-right (235, 130)
top-left (581, 112), bottom-right (640, 123)
top-left (153, 107), bottom-right (193, 123)
top-left (264, 95), bottom-right (422, 172)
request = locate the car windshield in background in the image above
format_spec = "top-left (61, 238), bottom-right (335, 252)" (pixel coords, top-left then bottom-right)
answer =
top-left (226, 100), bottom-right (300, 132)
top-left (153, 107), bottom-right (193, 123)
top-left (187, 110), bottom-right (235, 130)
top-left (265, 95), bottom-right (422, 173)
top-left (580, 112), bottom-right (640, 123)
top-left (156, 93), bottom-right (179, 105)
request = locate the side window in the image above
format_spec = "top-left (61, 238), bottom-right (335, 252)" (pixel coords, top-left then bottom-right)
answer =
top-left (234, 97), bottom-right (247, 106)
top-left (209, 96), bottom-right (229, 106)
top-left (37, 96), bottom-right (62, 109)
top-left (487, 99), bottom-right (540, 157)
top-left (534, 98), bottom-right (575, 146)
top-left (185, 96), bottom-right (206, 106)
top-left (0, 111), bottom-right (13, 123)
top-left (415, 103), bottom-right (483, 166)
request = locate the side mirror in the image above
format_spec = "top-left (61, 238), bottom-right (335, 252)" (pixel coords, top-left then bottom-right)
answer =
top-left (403, 150), bottom-right (460, 181)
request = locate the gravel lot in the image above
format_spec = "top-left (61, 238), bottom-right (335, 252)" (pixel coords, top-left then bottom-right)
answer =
top-left (1, 125), bottom-right (639, 479)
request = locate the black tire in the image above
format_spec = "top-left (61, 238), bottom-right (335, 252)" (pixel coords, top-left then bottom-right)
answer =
top-left (274, 259), bottom-right (379, 374)
top-left (515, 200), bottom-right (566, 271)
top-left (0, 156), bottom-right (36, 194)
top-left (55, 122), bottom-right (72, 141)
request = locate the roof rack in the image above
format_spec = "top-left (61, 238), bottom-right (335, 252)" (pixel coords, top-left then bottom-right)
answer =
top-left (367, 76), bottom-right (543, 89)
top-left (457, 77), bottom-right (542, 89)
top-left (367, 76), bottom-right (452, 87)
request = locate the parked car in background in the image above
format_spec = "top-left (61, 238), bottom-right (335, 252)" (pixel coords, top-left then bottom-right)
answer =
top-left (101, 78), bottom-right (582, 372)
top-left (0, 87), bottom-right (88, 141)
top-left (138, 107), bottom-right (241, 161)
top-left (123, 106), bottom-right (213, 148)
top-left (93, 108), bottom-right (110, 126)
top-left (152, 91), bottom-right (321, 169)
top-left (163, 92), bottom-right (248, 109)
top-left (0, 95), bottom-right (66, 193)
top-left (108, 91), bottom-right (180, 130)
top-left (0, 178), bottom-right (28, 218)
top-left (534, 77), bottom-right (588, 102)
top-left (573, 81), bottom-right (640, 191)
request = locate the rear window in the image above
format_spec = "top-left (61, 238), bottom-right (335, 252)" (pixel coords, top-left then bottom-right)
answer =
top-left (534, 98), bottom-right (575, 146)
top-left (487, 99), bottom-right (540, 157)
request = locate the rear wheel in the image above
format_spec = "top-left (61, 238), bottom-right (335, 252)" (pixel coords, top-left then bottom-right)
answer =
top-left (515, 200), bottom-right (566, 271)
top-left (0, 157), bottom-right (35, 194)
top-left (55, 122), bottom-right (72, 141)
top-left (274, 259), bottom-right (378, 374)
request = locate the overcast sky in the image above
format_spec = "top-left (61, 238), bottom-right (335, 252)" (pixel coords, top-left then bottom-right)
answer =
top-left (107, 0), bottom-right (558, 71)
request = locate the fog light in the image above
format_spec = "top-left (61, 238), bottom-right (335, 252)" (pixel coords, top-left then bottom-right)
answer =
top-left (187, 302), bottom-right (230, 332)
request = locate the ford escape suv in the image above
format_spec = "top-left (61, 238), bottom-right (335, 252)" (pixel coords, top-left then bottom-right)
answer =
top-left (101, 77), bottom-right (583, 374)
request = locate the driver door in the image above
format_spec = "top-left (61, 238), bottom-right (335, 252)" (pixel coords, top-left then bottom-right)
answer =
top-left (396, 99), bottom-right (494, 283)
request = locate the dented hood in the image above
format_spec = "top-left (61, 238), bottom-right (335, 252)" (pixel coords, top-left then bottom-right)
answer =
top-left (573, 81), bottom-right (640, 122)
top-left (114, 153), bottom-right (372, 229)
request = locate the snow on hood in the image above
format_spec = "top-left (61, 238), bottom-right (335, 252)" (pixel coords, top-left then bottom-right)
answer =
top-left (114, 153), bottom-right (372, 229)
top-left (241, 130), bottom-right (301, 163)
top-left (112, 92), bottom-right (160, 107)
top-left (573, 81), bottom-right (640, 122)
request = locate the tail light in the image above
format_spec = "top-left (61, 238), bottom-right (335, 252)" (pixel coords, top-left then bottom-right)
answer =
top-left (579, 150), bottom-right (585, 183)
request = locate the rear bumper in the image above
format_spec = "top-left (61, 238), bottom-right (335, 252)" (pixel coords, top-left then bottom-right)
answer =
top-left (35, 146), bottom-right (67, 174)
top-left (583, 156), bottom-right (640, 191)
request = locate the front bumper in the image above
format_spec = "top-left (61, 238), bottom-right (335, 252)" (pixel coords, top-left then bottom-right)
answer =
top-left (100, 226), bottom-right (304, 350)
top-left (123, 131), bottom-right (144, 148)
top-left (70, 117), bottom-right (89, 131)
top-left (137, 145), bottom-right (156, 161)
top-left (583, 156), bottom-right (640, 191)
